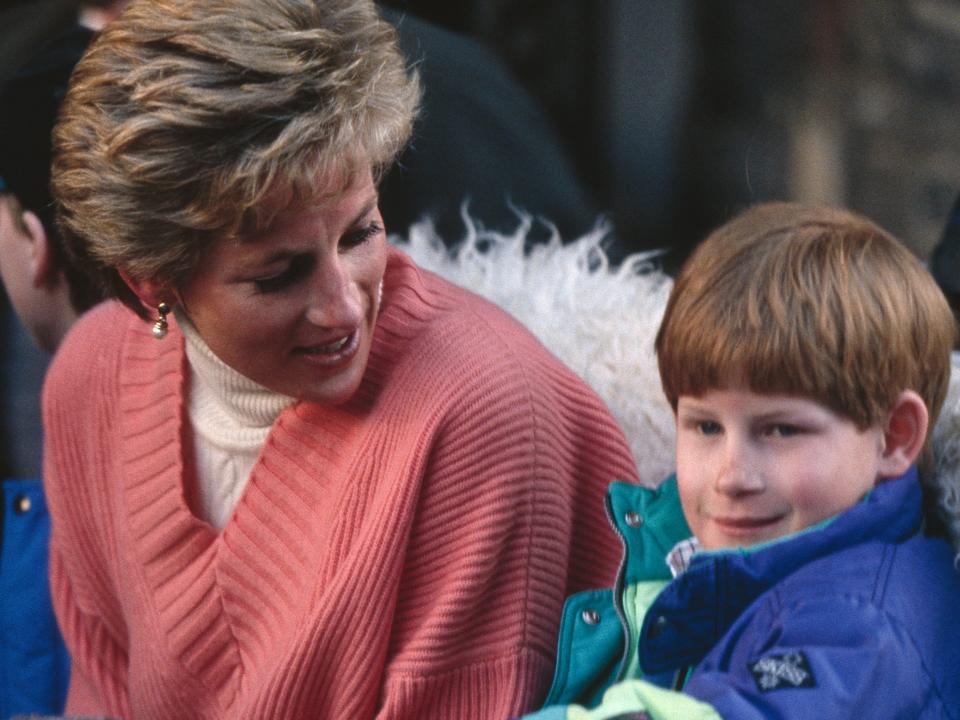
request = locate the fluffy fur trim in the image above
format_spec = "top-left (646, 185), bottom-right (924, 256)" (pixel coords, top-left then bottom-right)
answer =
top-left (393, 215), bottom-right (960, 558)
top-left (396, 214), bottom-right (676, 486)
top-left (932, 359), bottom-right (960, 559)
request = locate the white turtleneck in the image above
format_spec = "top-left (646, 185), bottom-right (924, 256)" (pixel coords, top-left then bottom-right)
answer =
top-left (176, 309), bottom-right (295, 529)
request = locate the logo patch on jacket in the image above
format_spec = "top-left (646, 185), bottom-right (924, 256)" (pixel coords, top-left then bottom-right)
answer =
top-left (749, 651), bottom-right (816, 691)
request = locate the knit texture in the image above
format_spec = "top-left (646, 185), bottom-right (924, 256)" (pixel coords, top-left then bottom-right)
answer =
top-left (43, 249), bottom-right (640, 719)
top-left (177, 308), bottom-right (294, 529)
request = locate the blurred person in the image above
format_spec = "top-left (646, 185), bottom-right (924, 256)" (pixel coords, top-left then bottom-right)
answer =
top-left (930, 192), bottom-right (960, 340)
top-left (45, 0), bottom-right (639, 717)
top-left (77, 0), bottom-right (130, 31)
top-left (378, 6), bottom-right (600, 246)
top-left (0, 25), bottom-right (102, 719)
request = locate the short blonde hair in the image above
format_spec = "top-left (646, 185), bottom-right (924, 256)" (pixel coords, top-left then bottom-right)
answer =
top-left (53, 0), bottom-right (420, 317)
top-left (656, 202), bottom-right (956, 436)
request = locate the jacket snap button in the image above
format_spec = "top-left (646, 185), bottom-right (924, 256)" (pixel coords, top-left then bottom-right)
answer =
top-left (624, 511), bottom-right (643, 528)
top-left (13, 494), bottom-right (31, 515)
top-left (649, 615), bottom-right (668, 638)
top-left (581, 609), bottom-right (601, 625)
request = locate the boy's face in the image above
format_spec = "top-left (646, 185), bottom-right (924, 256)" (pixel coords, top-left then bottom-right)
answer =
top-left (675, 385), bottom-right (886, 550)
top-left (0, 195), bottom-right (66, 353)
top-left (0, 196), bottom-right (35, 327)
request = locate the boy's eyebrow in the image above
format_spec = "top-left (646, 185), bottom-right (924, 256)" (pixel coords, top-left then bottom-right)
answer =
top-left (677, 396), bottom-right (714, 409)
top-left (676, 400), bottom-right (714, 416)
top-left (749, 410), bottom-right (809, 423)
top-left (677, 400), bottom-right (819, 422)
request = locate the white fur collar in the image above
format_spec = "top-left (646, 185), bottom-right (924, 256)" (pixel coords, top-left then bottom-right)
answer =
top-left (394, 215), bottom-right (960, 560)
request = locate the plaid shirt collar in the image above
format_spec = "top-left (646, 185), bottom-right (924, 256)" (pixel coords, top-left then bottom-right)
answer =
top-left (666, 536), bottom-right (702, 578)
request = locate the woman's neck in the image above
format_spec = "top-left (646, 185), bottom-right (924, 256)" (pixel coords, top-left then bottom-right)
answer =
top-left (175, 308), bottom-right (294, 431)
top-left (175, 308), bottom-right (295, 528)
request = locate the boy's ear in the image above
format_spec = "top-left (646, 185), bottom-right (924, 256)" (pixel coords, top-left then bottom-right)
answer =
top-left (21, 210), bottom-right (58, 287)
top-left (877, 390), bottom-right (929, 479)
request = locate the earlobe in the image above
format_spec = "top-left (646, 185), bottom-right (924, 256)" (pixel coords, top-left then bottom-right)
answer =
top-left (877, 390), bottom-right (929, 479)
top-left (117, 268), bottom-right (170, 311)
top-left (21, 210), bottom-right (56, 287)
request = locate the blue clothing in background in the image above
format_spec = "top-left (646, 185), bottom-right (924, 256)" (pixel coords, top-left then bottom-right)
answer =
top-left (1, 478), bottom-right (69, 719)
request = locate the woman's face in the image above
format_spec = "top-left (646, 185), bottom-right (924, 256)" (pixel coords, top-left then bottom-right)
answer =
top-left (177, 170), bottom-right (387, 404)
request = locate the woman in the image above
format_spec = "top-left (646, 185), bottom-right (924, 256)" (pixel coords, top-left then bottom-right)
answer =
top-left (46, 1), bottom-right (639, 717)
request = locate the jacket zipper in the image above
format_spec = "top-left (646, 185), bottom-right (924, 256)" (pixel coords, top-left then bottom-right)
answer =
top-left (603, 490), bottom-right (633, 683)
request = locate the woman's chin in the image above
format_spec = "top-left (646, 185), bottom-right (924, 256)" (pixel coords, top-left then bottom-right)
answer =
top-left (285, 347), bottom-right (369, 405)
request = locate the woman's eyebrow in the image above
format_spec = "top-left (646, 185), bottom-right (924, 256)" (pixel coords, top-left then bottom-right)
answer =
top-left (252, 248), bottom-right (299, 268)
top-left (348, 196), bottom-right (379, 227)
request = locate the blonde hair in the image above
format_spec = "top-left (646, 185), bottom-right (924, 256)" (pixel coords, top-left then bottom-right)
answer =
top-left (53, 0), bottom-right (420, 317)
top-left (656, 202), bottom-right (956, 438)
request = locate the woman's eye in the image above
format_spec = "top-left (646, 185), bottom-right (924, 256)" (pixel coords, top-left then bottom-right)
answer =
top-left (252, 257), bottom-right (310, 294)
top-left (341, 221), bottom-right (383, 249)
top-left (253, 269), bottom-right (295, 294)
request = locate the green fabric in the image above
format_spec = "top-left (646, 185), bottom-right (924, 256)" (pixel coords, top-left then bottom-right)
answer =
top-left (543, 478), bottom-right (692, 708)
top-left (543, 589), bottom-right (622, 707)
top-left (606, 477), bottom-right (690, 586)
top-left (620, 581), bottom-right (668, 682)
top-left (606, 477), bottom-right (690, 686)
top-left (523, 705), bottom-right (570, 720)
top-left (563, 679), bottom-right (722, 720)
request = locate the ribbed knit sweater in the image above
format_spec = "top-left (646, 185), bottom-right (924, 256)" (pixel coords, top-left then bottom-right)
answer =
top-left (176, 308), bottom-right (294, 530)
top-left (43, 249), bottom-right (640, 720)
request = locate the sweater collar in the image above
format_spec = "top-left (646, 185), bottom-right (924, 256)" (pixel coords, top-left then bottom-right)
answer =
top-left (639, 468), bottom-right (922, 673)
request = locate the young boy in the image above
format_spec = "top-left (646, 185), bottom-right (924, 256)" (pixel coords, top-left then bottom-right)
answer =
top-left (522, 202), bottom-right (960, 719)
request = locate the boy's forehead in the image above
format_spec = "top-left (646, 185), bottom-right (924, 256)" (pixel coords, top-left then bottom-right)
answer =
top-left (677, 386), bottom-right (848, 421)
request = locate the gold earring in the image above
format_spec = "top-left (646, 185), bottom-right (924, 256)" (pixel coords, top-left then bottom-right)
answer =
top-left (152, 302), bottom-right (171, 339)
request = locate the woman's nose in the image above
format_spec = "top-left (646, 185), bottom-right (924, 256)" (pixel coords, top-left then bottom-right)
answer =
top-left (304, 259), bottom-right (363, 329)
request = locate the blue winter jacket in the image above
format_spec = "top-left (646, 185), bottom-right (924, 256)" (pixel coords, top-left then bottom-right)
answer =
top-left (0, 478), bottom-right (69, 719)
top-left (526, 468), bottom-right (960, 719)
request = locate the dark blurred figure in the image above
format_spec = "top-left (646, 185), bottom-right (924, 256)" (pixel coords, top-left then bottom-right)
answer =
top-left (0, 1), bottom-right (128, 476)
top-left (379, 7), bottom-right (601, 245)
top-left (930, 193), bottom-right (960, 344)
top-left (0, 8), bottom-right (118, 713)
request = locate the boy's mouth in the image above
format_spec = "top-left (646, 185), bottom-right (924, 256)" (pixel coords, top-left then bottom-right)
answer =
top-left (711, 514), bottom-right (784, 535)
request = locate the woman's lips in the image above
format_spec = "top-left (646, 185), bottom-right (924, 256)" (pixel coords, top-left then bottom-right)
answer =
top-left (294, 330), bottom-right (360, 366)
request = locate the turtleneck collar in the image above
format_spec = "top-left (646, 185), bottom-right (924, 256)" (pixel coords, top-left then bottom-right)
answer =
top-left (174, 307), bottom-right (295, 432)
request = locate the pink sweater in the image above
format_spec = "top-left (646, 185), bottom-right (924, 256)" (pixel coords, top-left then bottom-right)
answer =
top-left (43, 249), bottom-right (640, 719)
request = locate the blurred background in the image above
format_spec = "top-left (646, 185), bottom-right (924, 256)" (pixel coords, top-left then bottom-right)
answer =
top-left (3, 0), bottom-right (959, 265)
top-left (380, 0), bottom-right (960, 269)
top-left (2, 0), bottom-right (960, 477)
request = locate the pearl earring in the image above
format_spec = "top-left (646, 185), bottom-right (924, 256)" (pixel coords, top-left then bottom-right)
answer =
top-left (152, 303), bottom-right (171, 339)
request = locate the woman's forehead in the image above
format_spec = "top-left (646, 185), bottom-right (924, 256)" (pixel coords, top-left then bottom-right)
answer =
top-left (239, 166), bottom-right (375, 239)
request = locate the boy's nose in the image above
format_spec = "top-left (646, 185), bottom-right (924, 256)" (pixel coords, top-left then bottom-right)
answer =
top-left (714, 440), bottom-right (765, 496)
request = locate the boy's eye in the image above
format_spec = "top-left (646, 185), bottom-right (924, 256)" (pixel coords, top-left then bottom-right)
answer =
top-left (698, 420), bottom-right (722, 436)
top-left (765, 424), bottom-right (801, 438)
top-left (340, 221), bottom-right (383, 250)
